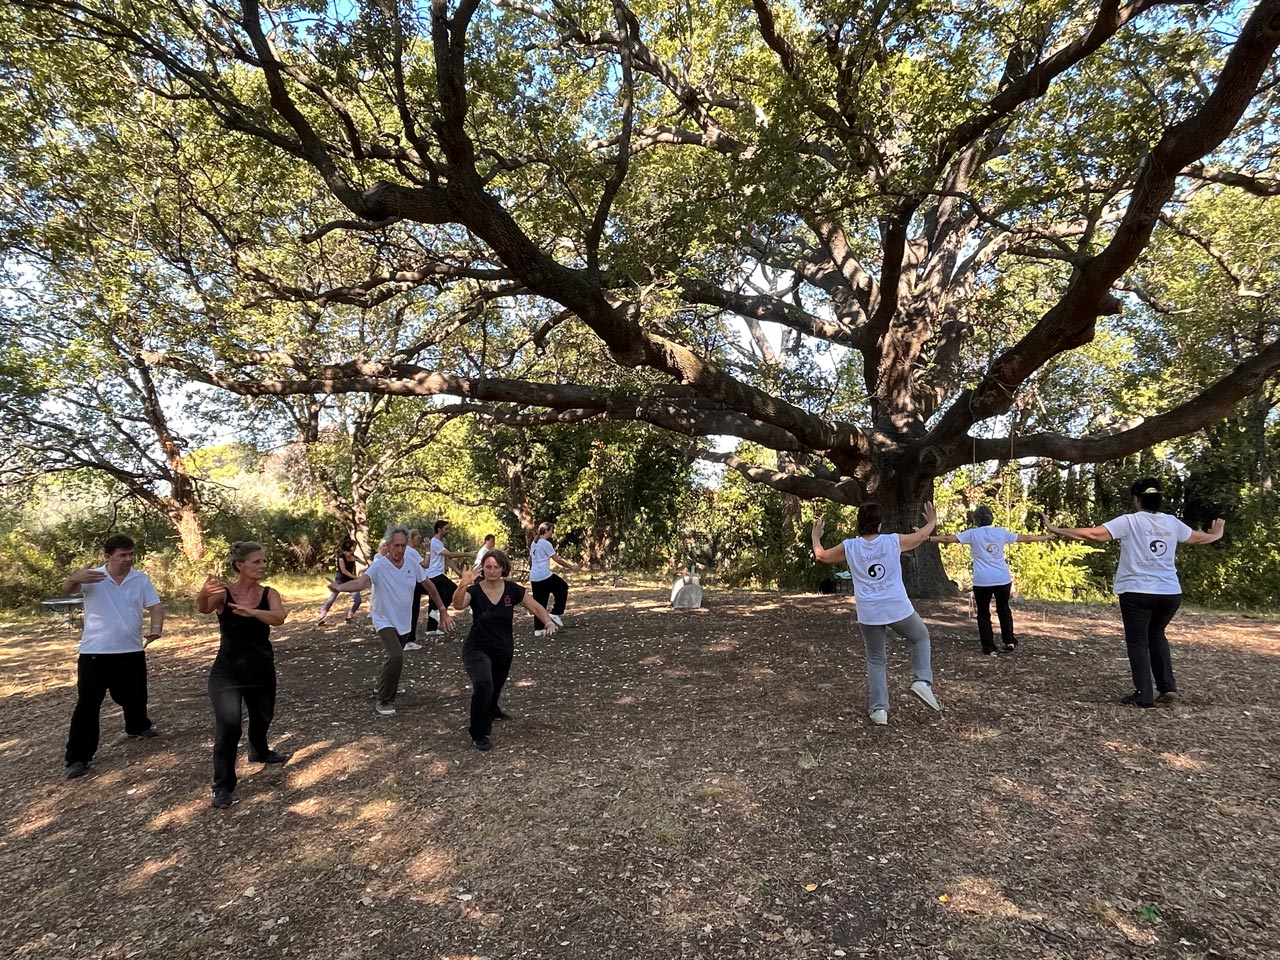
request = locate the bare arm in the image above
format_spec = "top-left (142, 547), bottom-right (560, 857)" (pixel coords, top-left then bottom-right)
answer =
top-left (195, 577), bottom-right (229, 614)
top-left (1041, 513), bottom-right (1112, 542)
top-left (228, 587), bottom-right (288, 627)
top-left (929, 534), bottom-right (960, 544)
top-left (899, 504), bottom-right (939, 552)
top-left (810, 519), bottom-right (847, 564)
top-left (452, 568), bottom-right (475, 611)
top-left (331, 573), bottom-right (372, 593)
top-left (1184, 518), bottom-right (1226, 545)
top-left (62, 566), bottom-right (105, 595)
top-left (551, 552), bottom-right (581, 572)
top-left (337, 556), bottom-right (357, 579)
top-left (1014, 534), bottom-right (1054, 543)
top-left (521, 592), bottom-right (559, 634)
top-left (144, 603), bottom-right (165, 645)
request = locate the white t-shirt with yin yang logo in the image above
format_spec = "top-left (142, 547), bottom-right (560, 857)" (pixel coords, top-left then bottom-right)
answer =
top-left (842, 534), bottom-right (914, 625)
top-left (1101, 511), bottom-right (1193, 595)
top-left (956, 526), bottom-right (1020, 587)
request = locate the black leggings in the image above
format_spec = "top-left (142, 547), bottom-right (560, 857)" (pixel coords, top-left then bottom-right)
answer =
top-left (972, 582), bottom-right (1015, 653)
top-left (426, 574), bottom-right (457, 630)
top-left (462, 646), bottom-right (513, 740)
top-left (209, 659), bottom-right (276, 792)
top-left (531, 574), bottom-right (567, 632)
top-left (1117, 592), bottom-right (1181, 706)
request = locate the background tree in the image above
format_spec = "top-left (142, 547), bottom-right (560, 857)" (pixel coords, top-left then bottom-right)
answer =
top-left (4, 0), bottom-right (1280, 595)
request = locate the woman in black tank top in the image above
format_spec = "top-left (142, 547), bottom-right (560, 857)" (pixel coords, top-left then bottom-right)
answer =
top-left (195, 541), bottom-right (290, 809)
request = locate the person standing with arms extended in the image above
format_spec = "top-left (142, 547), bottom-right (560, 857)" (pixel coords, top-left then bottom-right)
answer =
top-left (1044, 477), bottom-right (1224, 708)
top-left (812, 503), bottom-right (942, 726)
top-left (317, 538), bottom-right (362, 625)
top-left (62, 534), bottom-right (165, 780)
top-left (451, 550), bottom-right (559, 750)
top-left (472, 534), bottom-right (497, 571)
top-left (423, 519), bottom-right (474, 636)
top-left (329, 525), bottom-right (453, 716)
top-left (930, 505), bottom-right (1053, 655)
top-left (529, 522), bottom-right (581, 636)
top-left (195, 542), bottom-right (290, 809)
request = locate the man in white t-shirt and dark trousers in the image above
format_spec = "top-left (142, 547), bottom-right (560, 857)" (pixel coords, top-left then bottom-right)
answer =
top-left (423, 519), bottom-right (474, 636)
top-left (329, 526), bottom-right (453, 716)
top-left (62, 534), bottom-right (166, 779)
top-left (931, 505), bottom-right (1053, 655)
top-left (1045, 478), bottom-right (1225, 708)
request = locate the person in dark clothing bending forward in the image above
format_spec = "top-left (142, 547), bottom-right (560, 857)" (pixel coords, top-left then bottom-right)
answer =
top-left (196, 541), bottom-right (290, 809)
top-left (451, 550), bottom-right (558, 751)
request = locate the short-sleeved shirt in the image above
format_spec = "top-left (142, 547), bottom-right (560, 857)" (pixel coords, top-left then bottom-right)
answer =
top-left (77, 567), bottom-right (162, 654)
top-left (956, 526), bottom-right (1020, 587)
top-left (1102, 511), bottom-right (1194, 595)
top-left (366, 554), bottom-right (427, 635)
top-left (472, 545), bottom-right (492, 571)
top-left (464, 580), bottom-right (526, 654)
top-left (426, 536), bottom-right (447, 577)
top-left (530, 539), bottom-right (555, 582)
top-left (404, 545), bottom-right (425, 570)
top-left (842, 535), bottom-right (914, 625)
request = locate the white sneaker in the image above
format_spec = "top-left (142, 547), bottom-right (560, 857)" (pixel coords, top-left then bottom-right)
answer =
top-left (869, 709), bottom-right (888, 725)
top-left (403, 641), bottom-right (423, 651)
top-left (534, 629), bottom-right (546, 637)
top-left (910, 680), bottom-right (942, 713)
top-left (425, 630), bottom-right (444, 637)
top-left (374, 702), bottom-right (397, 716)
top-left (550, 614), bottom-right (564, 627)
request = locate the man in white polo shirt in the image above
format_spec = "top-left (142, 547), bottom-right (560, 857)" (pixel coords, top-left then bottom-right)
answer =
top-left (329, 525), bottom-right (453, 716)
top-left (62, 534), bottom-right (165, 780)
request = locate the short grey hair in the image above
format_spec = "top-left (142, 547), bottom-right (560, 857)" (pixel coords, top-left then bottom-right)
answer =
top-left (385, 524), bottom-right (410, 543)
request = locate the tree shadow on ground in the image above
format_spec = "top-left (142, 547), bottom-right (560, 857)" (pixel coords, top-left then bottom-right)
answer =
top-left (1, 586), bottom-right (1276, 959)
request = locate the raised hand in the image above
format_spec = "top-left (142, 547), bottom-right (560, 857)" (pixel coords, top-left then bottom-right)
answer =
top-left (69, 566), bottom-right (107, 585)
top-left (1209, 518), bottom-right (1226, 537)
top-left (812, 518), bottom-right (825, 540)
top-left (921, 502), bottom-right (937, 526)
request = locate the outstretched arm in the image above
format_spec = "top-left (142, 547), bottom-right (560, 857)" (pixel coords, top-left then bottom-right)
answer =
top-left (331, 573), bottom-right (372, 593)
top-left (551, 552), bottom-right (581, 572)
top-left (1014, 534), bottom-right (1054, 543)
top-left (811, 519), bottom-right (847, 564)
top-left (1041, 513), bottom-right (1113, 543)
top-left (899, 504), bottom-right (939, 552)
top-left (929, 534), bottom-right (960, 544)
top-left (1184, 518), bottom-right (1226, 545)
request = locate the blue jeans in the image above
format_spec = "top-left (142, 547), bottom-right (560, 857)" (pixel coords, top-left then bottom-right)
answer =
top-left (857, 612), bottom-right (932, 712)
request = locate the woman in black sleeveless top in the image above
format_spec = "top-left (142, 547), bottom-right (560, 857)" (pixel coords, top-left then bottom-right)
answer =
top-left (196, 541), bottom-right (290, 808)
top-left (451, 550), bottom-right (558, 751)
top-left (317, 538), bottom-right (362, 625)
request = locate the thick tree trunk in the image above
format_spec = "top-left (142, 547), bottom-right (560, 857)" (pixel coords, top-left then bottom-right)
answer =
top-left (877, 471), bottom-right (954, 599)
top-left (170, 502), bottom-right (205, 564)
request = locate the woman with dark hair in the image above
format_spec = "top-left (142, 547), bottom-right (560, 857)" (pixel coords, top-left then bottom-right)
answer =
top-left (528, 522), bottom-right (581, 636)
top-left (451, 550), bottom-right (559, 750)
top-left (812, 502), bottom-right (942, 725)
top-left (930, 505), bottom-right (1053, 655)
top-left (196, 541), bottom-right (290, 809)
top-left (1044, 478), bottom-right (1224, 708)
top-left (317, 538), bottom-right (362, 625)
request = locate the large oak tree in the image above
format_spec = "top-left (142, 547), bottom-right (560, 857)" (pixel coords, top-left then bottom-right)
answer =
top-left (5, 0), bottom-right (1280, 591)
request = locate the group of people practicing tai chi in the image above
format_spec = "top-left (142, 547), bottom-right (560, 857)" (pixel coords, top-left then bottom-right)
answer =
top-left (58, 521), bottom-right (582, 809)
top-left (57, 474), bottom-right (1222, 808)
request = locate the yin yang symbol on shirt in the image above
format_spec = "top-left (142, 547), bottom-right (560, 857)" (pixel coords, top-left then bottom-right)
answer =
top-left (867, 563), bottom-right (886, 581)
top-left (1148, 539), bottom-right (1168, 558)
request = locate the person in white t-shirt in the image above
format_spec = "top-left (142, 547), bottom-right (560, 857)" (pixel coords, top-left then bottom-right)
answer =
top-left (472, 534), bottom-right (497, 572)
top-left (529, 522), bottom-right (582, 636)
top-left (61, 534), bottom-right (165, 779)
top-left (930, 505), bottom-right (1053, 655)
top-left (1044, 477), bottom-right (1224, 708)
top-left (812, 503), bottom-right (942, 725)
top-left (423, 519), bottom-right (475, 636)
top-left (329, 526), bottom-right (454, 716)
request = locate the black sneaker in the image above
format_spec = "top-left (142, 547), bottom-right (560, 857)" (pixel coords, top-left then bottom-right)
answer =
top-left (65, 761), bottom-right (89, 780)
top-left (1155, 691), bottom-right (1179, 706)
top-left (472, 736), bottom-right (493, 751)
top-left (1119, 692), bottom-right (1154, 708)
top-left (127, 727), bottom-right (158, 739)
top-left (250, 751), bottom-right (290, 765)
top-left (211, 788), bottom-right (234, 809)
top-left (1003, 643), bottom-right (1016, 652)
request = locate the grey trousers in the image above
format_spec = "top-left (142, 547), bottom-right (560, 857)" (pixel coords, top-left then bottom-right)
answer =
top-left (375, 627), bottom-right (409, 704)
top-left (857, 612), bottom-right (933, 712)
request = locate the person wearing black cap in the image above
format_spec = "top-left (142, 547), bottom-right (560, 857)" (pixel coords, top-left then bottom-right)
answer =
top-left (1044, 478), bottom-right (1224, 708)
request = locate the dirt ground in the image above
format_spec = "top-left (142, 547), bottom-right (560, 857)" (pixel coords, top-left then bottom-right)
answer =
top-left (1, 582), bottom-right (1277, 959)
